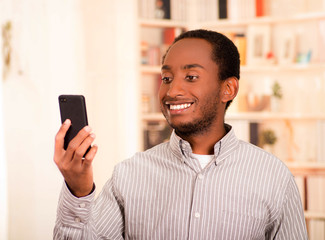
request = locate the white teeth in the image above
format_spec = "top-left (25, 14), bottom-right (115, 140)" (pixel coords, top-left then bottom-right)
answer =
top-left (170, 103), bottom-right (191, 110)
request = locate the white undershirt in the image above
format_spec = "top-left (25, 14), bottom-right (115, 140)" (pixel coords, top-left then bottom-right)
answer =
top-left (192, 153), bottom-right (214, 169)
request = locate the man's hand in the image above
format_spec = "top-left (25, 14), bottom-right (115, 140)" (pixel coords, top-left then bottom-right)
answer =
top-left (54, 119), bottom-right (98, 197)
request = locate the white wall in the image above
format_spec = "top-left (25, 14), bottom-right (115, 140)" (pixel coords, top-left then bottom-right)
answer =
top-left (80, 0), bottom-right (139, 192)
top-left (0, 0), bottom-right (138, 239)
top-left (0, 10), bottom-right (8, 240)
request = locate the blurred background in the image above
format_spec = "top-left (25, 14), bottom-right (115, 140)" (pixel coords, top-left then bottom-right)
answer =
top-left (0, 0), bottom-right (325, 239)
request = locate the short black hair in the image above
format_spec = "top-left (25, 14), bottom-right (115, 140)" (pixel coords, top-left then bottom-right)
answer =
top-left (162, 29), bottom-right (240, 110)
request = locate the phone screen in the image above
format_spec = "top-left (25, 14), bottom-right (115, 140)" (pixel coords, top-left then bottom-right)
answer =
top-left (58, 95), bottom-right (90, 153)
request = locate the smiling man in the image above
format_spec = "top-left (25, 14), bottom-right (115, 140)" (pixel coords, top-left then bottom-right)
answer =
top-left (159, 36), bottom-right (237, 154)
top-left (54, 29), bottom-right (307, 239)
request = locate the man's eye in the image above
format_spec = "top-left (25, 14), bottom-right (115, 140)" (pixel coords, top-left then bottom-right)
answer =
top-left (185, 75), bottom-right (198, 81)
top-left (161, 77), bottom-right (172, 84)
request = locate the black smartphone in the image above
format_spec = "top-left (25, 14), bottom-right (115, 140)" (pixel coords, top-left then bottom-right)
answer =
top-left (58, 95), bottom-right (90, 155)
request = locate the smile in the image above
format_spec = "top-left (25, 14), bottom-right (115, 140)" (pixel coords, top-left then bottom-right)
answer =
top-left (169, 103), bottom-right (192, 110)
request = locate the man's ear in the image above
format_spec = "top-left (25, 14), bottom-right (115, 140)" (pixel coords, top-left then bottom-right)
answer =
top-left (221, 77), bottom-right (239, 104)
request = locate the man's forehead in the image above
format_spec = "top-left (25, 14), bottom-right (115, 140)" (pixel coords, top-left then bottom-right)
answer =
top-left (170, 38), bottom-right (211, 50)
top-left (163, 39), bottom-right (216, 70)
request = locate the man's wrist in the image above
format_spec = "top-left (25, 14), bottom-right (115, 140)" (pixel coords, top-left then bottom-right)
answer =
top-left (65, 181), bottom-right (96, 197)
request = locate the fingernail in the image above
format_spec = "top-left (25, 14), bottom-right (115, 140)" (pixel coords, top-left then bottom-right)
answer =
top-left (64, 119), bottom-right (71, 125)
top-left (93, 144), bottom-right (98, 152)
top-left (84, 126), bottom-right (92, 132)
top-left (90, 133), bottom-right (96, 138)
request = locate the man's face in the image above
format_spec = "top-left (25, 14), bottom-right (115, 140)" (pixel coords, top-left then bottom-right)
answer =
top-left (159, 38), bottom-right (225, 137)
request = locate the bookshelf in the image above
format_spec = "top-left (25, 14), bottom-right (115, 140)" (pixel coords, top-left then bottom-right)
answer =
top-left (137, 0), bottom-right (325, 150)
top-left (203, 11), bottom-right (325, 28)
top-left (137, 1), bottom-right (325, 237)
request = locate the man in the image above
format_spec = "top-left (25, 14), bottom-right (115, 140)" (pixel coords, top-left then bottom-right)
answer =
top-left (54, 29), bottom-right (307, 239)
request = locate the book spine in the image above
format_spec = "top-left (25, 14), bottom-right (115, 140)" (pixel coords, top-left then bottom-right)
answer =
top-left (256, 0), bottom-right (264, 17)
top-left (218, 0), bottom-right (228, 19)
top-left (162, 0), bottom-right (171, 19)
top-left (211, 0), bottom-right (218, 20)
top-left (234, 33), bottom-right (247, 65)
top-left (163, 28), bottom-right (176, 45)
top-left (154, 0), bottom-right (171, 19)
top-left (249, 122), bottom-right (259, 146)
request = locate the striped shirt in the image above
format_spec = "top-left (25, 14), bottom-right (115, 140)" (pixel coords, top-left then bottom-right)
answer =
top-left (54, 125), bottom-right (307, 239)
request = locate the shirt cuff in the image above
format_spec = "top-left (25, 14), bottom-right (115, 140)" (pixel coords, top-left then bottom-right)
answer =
top-left (57, 182), bottom-right (96, 228)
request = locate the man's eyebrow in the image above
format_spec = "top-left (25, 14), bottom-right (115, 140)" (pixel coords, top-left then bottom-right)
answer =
top-left (183, 64), bottom-right (205, 70)
top-left (161, 64), bottom-right (205, 71)
top-left (161, 65), bottom-right (171, 71)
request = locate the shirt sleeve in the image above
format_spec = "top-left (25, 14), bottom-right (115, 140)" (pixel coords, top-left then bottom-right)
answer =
top-left (53, 175), bottom-right (124, 240)
top-left (268, 176), bottom-right (308, 239)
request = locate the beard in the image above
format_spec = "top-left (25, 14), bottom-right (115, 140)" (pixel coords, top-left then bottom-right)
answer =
top-left (172, 109), bottom-right (218, 137)
top-left (162, 91), bottom-right (221, 138)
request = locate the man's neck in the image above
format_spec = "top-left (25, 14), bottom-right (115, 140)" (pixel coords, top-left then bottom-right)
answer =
top-left (177, 124), bottom-right (227, 155)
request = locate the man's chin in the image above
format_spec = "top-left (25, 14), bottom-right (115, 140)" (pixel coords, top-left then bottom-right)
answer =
top-left (169, 122), bottom-right (200, 137)
top-left (163, 114), bottom-right (201, 136)
top-left (167, 117), bottom-right (215, 138)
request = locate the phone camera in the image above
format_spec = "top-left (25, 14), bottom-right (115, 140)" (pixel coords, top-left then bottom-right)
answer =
top-left (60, 98), bottom-right (67, 102)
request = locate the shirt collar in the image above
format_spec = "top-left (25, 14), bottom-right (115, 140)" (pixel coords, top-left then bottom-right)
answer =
top-left (169, 124), bottom-right (239, 165)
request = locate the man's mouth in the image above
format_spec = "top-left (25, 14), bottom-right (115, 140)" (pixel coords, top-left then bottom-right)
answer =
top-left (169, 103), bottom-right (192, 110)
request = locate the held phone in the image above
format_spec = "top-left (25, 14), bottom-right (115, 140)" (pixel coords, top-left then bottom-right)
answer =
top-left (58, 95), bottom-right (91, 156)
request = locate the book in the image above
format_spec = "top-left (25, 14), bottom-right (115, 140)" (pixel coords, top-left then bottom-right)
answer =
top-left (256, 0), bottom-right (264, 17)
top-left (233, 33), bottom-right (247, 65)
top-left (249, 122), bottom-right (259, 146)
top-left (218, 0), bottom-right (227, 19)
top-left (228, 0), bottom-right (255, 20)
top-left (143, 121), bottom-right (172, 149)
top-left (155, 0), bottom-right (171, 19)
top-left (161, 28), bottom-right (184, 59)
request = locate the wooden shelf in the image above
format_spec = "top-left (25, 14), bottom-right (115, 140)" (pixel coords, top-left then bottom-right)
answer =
top-left (285, 162), bottom-right (325, 176)
top-left (140, 63), bottom-right (325, 75)
top-left (142, 112), bottom-right (325, 122)
top-left (304, 211), bottom-right (325, 220)
top-left (142, 113), bottom-right (165, 121)
top-left (139, 19), bottom-right (187, 28)
top-left (139, 12), bottom-right (325, 29)
top-left (241, 63), bottom-right (325, 73)
top-left (202, 11), bottom-right (325, 28)
top-left (226, 112), bottom-right (325, 121)
top-left (305, 211), bottom-right (325, 221)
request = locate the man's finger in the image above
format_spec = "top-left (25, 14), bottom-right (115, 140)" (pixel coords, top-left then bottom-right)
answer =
top-left (83, 144), bottom-right (98, 168)
top-left (65, 125), bottom-right (92, 157)
top-left (71, 133), bottom-right (96, 162)
top-left (54, 119), bottom-right (71, 155)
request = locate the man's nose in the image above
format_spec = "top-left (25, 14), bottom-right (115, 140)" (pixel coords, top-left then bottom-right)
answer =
top-left (167, 77), bottom-right (185, 98)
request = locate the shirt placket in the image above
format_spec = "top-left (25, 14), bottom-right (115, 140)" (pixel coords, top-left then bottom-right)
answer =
top-left (187, 171), bottom-right (207, 240)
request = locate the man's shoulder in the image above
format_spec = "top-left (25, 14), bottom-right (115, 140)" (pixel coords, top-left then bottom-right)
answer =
top-left (238, 139), bottom-right (278, 158)
top-left (236, 139), bottom-right (291, 175)
top-left (116, 141), bottom-right (172, 169)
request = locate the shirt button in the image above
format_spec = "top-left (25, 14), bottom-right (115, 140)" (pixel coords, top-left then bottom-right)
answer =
top-left (195, 212), bottom-right (200, 218)
top-left (198, 174), bottom-right (204, 180)
top-left (74, 217), bottom-right (81, 223)
top-left (79, 203), bottom-right (86, 208)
